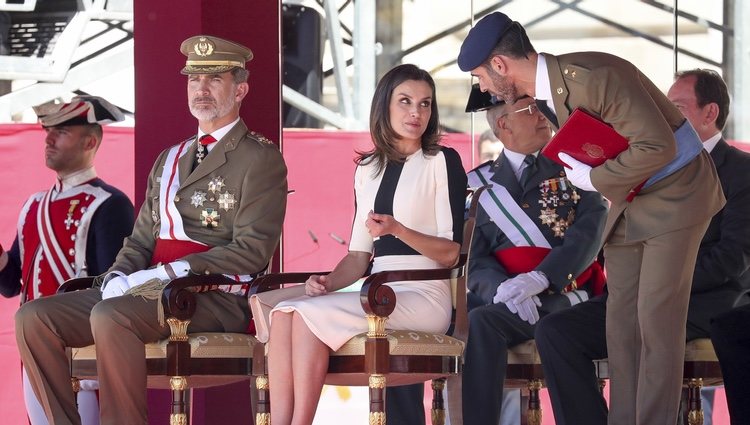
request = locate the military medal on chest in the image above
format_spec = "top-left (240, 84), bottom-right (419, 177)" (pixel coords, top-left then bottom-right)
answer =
top-left (537, 175), bottom-right (579, 238)
top-left (192, 175), bottom-right (236, 229)
top-left (208, 176), bottom-right (225, 193)
top-left (64, 199), bottom-right (80, 230)
top-left (191, 190), bottom-right (207, 207)
top-left (218, 192), bottom-right (236, 211)
top-left (200, 208), bottom-right (220, 228)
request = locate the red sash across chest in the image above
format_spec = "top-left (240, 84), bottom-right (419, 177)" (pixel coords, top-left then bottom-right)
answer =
top-left (494, 246), bottom-right (606, 295)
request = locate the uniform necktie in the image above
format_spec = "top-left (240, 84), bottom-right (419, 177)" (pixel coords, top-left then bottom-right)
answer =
top-left (519, 154), bottom-right (537, 187)
top-left (195, 134), bottom-right (216, 167)
top-left (535, 99), bottom-right (559, 128)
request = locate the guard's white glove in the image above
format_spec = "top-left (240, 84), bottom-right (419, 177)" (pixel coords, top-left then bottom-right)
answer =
top-left (514, 295), bottom-right (543, 324)
top-left (493, 271), bottom-right (550, 305)
top-left (101, 261), bottom-right (190, 300)
top-left (558, 153), bottom-right (595, 191)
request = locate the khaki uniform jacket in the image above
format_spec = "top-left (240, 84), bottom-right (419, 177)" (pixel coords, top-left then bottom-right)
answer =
top-left (108, 119), bottom-right (287, 276)
top-left (545, 52), bottom-right (725, 241)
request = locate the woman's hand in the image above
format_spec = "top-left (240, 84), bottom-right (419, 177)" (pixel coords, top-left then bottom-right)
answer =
top-left (366, 211), bottom-right (403, 238)
top-left (305, 274), bottom-right (329, 297)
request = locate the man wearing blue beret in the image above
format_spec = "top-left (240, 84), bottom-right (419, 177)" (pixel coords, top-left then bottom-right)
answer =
top-left (457, 11), bottom-right (725, 425)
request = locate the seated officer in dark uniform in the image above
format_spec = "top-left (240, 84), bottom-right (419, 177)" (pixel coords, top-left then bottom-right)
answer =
top-left (461, 90), bottom-right (608, 425)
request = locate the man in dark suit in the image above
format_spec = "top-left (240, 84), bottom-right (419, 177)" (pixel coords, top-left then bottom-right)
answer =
top-left (534, 69), bottom-right (750, 425)
top-left (15, 35), bottom-right (288, 424)
top-left (461, 94), bottom-right (608, 425)
top-left (458, 12), bottom-right (725, 424)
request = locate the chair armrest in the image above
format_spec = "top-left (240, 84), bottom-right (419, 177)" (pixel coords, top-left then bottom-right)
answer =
top-left (247, 272), bottom-right (329, 296)
top-left (57, 277), bottom-right (96, 294)
top-left (359, 255), bottom-right (467, 317)
top-left (161, 274), bottom-right (254, 321)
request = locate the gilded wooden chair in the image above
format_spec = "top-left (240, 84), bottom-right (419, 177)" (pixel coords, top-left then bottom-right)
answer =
top-left (248, 186), bottom-right (487, 425)
top-left (59, 272), bottom-right (267, 425)
top-left (505, 340), bottom-right (545, 425)
top-left (593, 338), bottom-right (723, 425)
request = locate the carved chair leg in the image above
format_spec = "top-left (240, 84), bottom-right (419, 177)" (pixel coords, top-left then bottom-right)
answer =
top-left (687, 378), bottom-right (704, 425)
top-left (369, 374), bottom-right (386, 425)
top-left (255, 375), bottom-right (270, 425)
top-left (71, 377), bottom-right (81, 409)
top-left (170, 376), bottom-right (189, 425)
top-left (526, 379), bottom-right (543, 425)
top-left (431, 378), bottom-right (446, 425)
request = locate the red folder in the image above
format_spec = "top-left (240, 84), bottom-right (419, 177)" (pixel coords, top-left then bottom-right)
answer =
top-left (541, 108), bottom-right (629, 168)
top-left (541, 108), bottom-right (644, 202)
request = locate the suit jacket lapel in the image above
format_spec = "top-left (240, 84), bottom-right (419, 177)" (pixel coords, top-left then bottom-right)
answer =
top-left (710, 139), bottom-right (728, 169)
top-left (543, 53), bottom-right (571, 128)
top-left (182, 120), bottom-right (246, 188)
top-left (490, 153), bottom-right (522, 200)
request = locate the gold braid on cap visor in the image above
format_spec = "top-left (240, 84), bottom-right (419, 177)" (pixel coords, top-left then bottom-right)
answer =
top-left (186, 60), bottom-right (245, 68)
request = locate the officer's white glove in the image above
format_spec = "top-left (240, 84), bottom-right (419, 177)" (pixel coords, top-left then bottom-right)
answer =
top-left (493, 271), bottom-right (550, 305)
top-left (101, 261), bottom-right (190, 300)
top-left (514, 295), bottom-right (542, 324)
top-left (558, 153), bottom-right (595, 191)
top-left (101, 275), bottom-right (130, 300)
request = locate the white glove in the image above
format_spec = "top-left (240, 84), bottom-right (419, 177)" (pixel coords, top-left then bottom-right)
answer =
top-left (515, 296), bottom-right (542, 324)
top-left (101, 261), bottom-right (190, 300)
top-left (101, 275), bottom-right (131, 300)
top-left (558, 153), bottom-right (595, 191)
top-left (493, 271), bottom-right (550, 305)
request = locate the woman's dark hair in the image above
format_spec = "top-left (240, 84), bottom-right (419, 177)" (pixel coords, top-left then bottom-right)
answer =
top-left (356, 64), bottom-right (442, 174)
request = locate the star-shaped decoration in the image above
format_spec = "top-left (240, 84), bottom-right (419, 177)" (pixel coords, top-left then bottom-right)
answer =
top-left (552, 220), bottom-right (567, 238)
top-left (218, 192), bottom-right (236, 211)
top-left (539, 208), bottom-right (558, 225)
top-left (191, 190), bottom-right (207, 208)
top-left (208, 176), bottom-right (225, 193)
top-left (570, 190), bottom-right (581, 203)
top-left (200, 208), bottom-right (220, 228)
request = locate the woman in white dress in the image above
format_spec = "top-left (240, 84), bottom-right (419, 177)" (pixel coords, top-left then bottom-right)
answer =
top-left (267, 64), bottom-right (468, 425)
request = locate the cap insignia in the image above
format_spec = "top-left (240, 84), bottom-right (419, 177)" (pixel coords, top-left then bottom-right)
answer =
top-left (194, 37), bottom-right (215, 57)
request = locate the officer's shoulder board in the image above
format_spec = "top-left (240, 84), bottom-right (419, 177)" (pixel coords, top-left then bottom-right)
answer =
top-left (468, 159), bottom-right (494, 175)
top-left (244, 130), bottom-right (276, 147)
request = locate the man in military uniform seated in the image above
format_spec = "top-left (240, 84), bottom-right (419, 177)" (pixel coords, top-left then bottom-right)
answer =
top-left (14, 35), bottom-right (288, 424)
top-left (535, 69), bottom-right (750, 425)
top-left (0, 95), bottom-right (133, 425)
top-left (461, 93), bottom-right (608, 425)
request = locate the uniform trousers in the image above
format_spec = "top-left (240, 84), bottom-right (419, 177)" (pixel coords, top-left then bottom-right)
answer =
top-left (604, 218), bottom-right (708, 425)
top-left (15, 288), bottom-right (249, 425)
top-left (536, 295), bottom-right (716, 425)
top-left (462, 302), bottom-right (541, 425)
top-left (710, 304), bottom-right (750, 425)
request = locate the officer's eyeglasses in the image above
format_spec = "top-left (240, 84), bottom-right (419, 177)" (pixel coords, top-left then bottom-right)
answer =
top-left (501, 103), bottom-right (539, 118)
